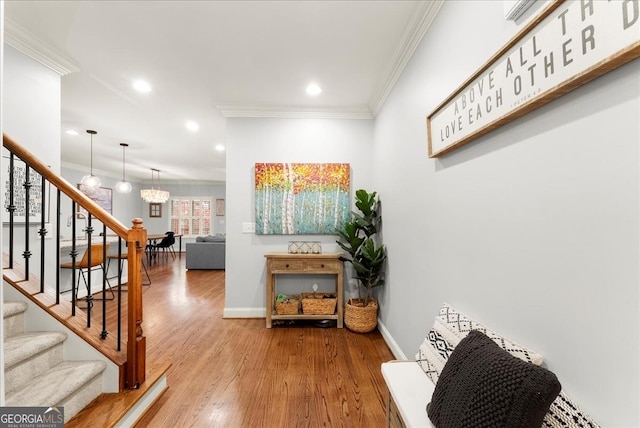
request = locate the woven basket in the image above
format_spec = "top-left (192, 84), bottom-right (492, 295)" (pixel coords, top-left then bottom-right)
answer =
top-left (301, 292), bottom-right (337, 315)
top-left (344, 298), bottom-right (378, 333)
top-left (275, 295), bottom-right (300, 315)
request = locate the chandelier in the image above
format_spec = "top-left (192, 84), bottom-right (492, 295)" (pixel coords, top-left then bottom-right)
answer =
top-left (140, 168), bottom-right (170, 203)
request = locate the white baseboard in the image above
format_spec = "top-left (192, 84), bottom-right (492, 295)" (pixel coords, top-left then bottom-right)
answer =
top-left (116, 373), bottom-right (168, 428)
top-left (377, 318), bottom-right (407, 360)
top-left (223, 307), bottom-right (266, 318)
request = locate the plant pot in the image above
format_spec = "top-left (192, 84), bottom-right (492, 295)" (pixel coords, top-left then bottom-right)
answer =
top-left (344, 298), bottom-right (378, 333)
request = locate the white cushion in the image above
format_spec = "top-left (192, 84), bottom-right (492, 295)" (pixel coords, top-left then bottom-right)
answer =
top-left (381, 361), bottom-right (436, 428)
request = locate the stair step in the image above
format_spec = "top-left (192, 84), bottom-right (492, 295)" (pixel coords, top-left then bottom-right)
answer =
top-left (3, 301), bottom-right (28, 338)
top-left (5, 360), bottom-right (107, 423)
top-left (4, 331), bottom-right (67, 394)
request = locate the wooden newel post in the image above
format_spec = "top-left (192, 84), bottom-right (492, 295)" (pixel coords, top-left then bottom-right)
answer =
top-left (126, 218), bottom-right (147, 388)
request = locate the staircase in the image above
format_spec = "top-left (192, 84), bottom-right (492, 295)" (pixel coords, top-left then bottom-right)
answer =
top-left (3, 300), bottom-right (106, 423)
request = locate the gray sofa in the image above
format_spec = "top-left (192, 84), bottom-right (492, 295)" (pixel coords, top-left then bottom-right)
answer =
top-left (185, 235), bottom-right (225, 270)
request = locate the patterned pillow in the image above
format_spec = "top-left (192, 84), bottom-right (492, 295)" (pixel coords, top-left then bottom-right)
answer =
top-left (415, 303), bottom-right (543, 384)
top-left (543, 392), bottom-right (600, 428)
top-left (415, 303), bottom-right (601, 427)
top-left (426, 330), bottom-right (562, 428)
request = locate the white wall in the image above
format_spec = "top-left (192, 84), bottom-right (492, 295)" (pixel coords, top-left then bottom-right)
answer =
top-left (373, 1), bottom-right (639, 426)
top-left (224, 117), bottom-right (373, 316)
top-left (1, 42), bottom-right (62, 405)
top-left (2, 45), bottom-right (61, 282)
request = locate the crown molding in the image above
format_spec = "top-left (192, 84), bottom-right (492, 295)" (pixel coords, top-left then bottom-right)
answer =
top-left (368, 0), bottom-right (444, 116)
top-left (4, 17), bottom-right (81, 76)
top-left (216, 105), bottom-right (373, 120)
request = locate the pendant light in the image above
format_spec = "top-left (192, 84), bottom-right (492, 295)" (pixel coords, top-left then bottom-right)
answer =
top-left (80, 129), bottom-right (101, 191)
top-left (140, 168), bottom-right (170, 203)
top-left (115, 143), bottom-right (132, 193)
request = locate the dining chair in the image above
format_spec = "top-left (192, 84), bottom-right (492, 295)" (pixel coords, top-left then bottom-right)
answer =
top-left (151, 231), bottom-right (176, 262)
top-left (60, 243), bottom-right (113, 303)
top-left (106, 252), bottom-right (151, 287)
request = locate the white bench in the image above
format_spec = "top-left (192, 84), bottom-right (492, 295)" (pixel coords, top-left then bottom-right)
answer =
top-left (381, 361), bottom-right (435, 428)
top-left (380, 302), bottom-right (599, 428)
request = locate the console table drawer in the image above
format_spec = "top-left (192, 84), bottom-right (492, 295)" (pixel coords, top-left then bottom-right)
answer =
top-left (269, 260), bottom-right (304, 271)
top-left (305, 260), bottom-right (339, 272)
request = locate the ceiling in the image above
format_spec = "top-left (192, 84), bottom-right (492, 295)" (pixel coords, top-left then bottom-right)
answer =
top-left (4, 0), bottom-right (441, 183)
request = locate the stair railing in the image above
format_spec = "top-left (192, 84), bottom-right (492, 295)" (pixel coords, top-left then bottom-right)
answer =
top-left (2, 133), bottom-right (147, 389)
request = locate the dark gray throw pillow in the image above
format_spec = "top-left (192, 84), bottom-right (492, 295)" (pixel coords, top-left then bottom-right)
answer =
top-left (426, 330), bottom-right (561, 428)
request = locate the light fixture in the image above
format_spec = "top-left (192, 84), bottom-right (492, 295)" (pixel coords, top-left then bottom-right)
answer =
top-left (80, 129), bottom-right (101, 191)
top-left (133, 79), bottom-right (152, 93)
top-left (185, 120), bottom-right (199, 132)
top-left (115, 143), bottom-right (132, 194)
top-left (306, 82), bottom-right (322, 96)
top-left (140, 168), bottom-right (170, 203)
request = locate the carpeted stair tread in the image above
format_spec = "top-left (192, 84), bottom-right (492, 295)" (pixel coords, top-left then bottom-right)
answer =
top-left (3, 301), bottom-right (28, 318)
top-left (4, 331), bottom-right (67, 368)
top-left (3, 301), bottom-right (29, 339)
top-left (5, 360), bottom-right (107, 407)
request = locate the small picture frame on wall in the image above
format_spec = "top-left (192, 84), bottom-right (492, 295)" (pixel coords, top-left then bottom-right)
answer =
top-left (216, 199), bottom-right (225, 216)
top-left (149, 203), bottom-right (162, 218)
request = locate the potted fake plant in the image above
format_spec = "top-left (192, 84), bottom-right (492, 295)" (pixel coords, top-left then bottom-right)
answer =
top-left (336, 189), bottom-right (386, 333)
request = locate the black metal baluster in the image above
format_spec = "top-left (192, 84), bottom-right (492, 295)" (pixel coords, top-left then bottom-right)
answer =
top-left (8, 154), bottom-right (15, 268)
top-left (70, 201), bottom-right (78, 317)
top-left (117, 237), bottom-right (123, 351)
top-left (55, 190), bottom-right (61, 304)
top-left (22, 164), bottom-right (32, 279)
top-left (85, 213), bottom-right (94, 327)
top-left (100, 224), bottom-right (108, 339)
top-left (38, 175), bottom-right (47, 293)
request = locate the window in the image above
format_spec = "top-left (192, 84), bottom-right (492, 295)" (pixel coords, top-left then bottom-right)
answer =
top-left (169, 197), bottom-right (212, 237)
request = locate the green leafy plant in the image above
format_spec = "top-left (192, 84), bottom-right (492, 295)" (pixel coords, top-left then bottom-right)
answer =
top-left (336, 189), bottom-right (386, 306)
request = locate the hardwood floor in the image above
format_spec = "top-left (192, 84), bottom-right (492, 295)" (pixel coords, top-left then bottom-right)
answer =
top-left (122, 255), bottom-right (394, 427)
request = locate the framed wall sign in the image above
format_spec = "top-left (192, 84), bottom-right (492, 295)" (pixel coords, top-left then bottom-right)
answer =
top-left (427, 0), bottom-right (640, 157)
top-left (2, 156), bottom-right (49, 223)
top-left (149, 203), bottom-right (162, 218)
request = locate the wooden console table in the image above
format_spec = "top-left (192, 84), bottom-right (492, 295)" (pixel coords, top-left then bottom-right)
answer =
top-left (265, 252), bottom-right (344, 328)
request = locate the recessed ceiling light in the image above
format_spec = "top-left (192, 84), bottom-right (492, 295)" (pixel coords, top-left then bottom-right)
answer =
top-left (215, 144), bottom-right (225, 152)
top-left (186, 121), bottom-right (199, 132)
top-left (65, 130), bottom-right (79, 136)
top-left (132, 79), bottom-right (152, 93)
top-left (306, 83), bottom-right (322, 96)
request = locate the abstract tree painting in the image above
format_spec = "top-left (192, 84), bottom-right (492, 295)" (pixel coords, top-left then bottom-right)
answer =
top-left (255, 163), bottom-right (350, 235)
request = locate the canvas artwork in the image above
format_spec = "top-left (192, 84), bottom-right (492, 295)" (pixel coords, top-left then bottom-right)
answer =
top-left (255, 163), bottom-right (350, 235)
top-left (78, 185), bottom-right (112, 215)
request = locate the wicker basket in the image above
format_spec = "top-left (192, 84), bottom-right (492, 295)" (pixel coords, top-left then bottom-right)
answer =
top-left (301, 292), bottom-right (337, 315)
top-left (275, 295), bottom-right (300, 315)
top-left (344, 298), bottom-right (378, 333)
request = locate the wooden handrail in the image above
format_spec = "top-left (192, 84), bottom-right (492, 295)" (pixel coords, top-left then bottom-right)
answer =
top-left (3, 132), bottom-right (147, 389)
top-left (3, 133), bottom-right (127, 235)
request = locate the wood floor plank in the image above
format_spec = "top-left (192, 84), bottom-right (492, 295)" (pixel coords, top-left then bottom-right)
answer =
top-left (103, 256), bottom-right (396, 427)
